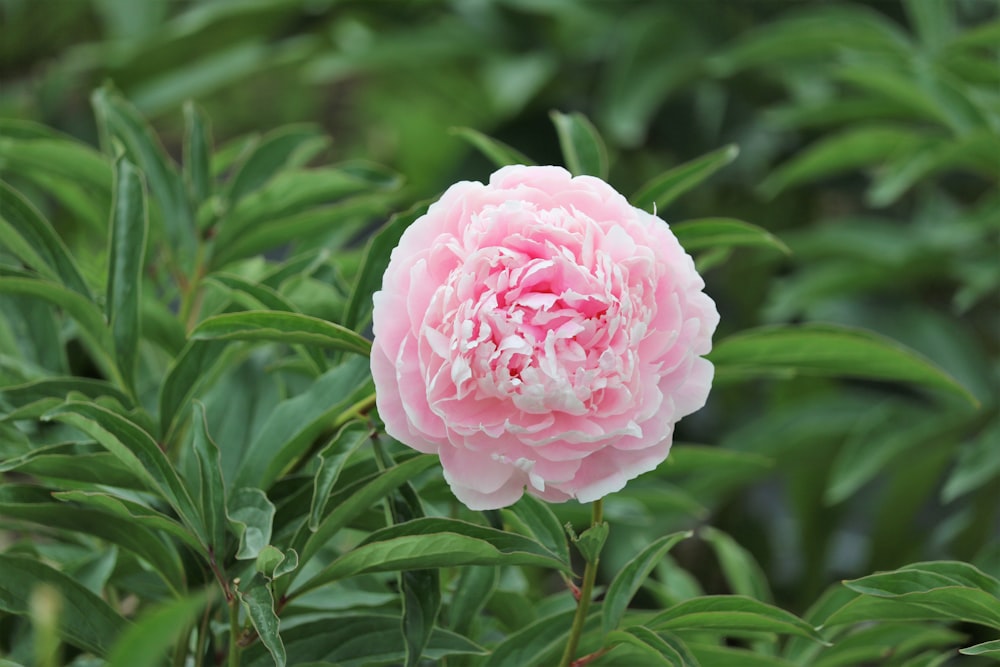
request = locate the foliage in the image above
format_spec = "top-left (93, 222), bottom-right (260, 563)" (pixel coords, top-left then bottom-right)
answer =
top-left (1, 1), bottom-right (998, 666)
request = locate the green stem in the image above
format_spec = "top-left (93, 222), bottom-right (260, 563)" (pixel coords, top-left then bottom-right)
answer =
top-left (558, 499), bottom-right (604, 667)
top-left (228, 583), bottom-right (241, 667)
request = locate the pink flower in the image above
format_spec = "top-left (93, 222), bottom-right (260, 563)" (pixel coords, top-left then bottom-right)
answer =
top-left (371, 165), bottom-right (719, 510)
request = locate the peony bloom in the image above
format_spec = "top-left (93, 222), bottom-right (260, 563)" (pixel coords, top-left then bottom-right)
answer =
top-left (371, 165), bottom-right (719, 510)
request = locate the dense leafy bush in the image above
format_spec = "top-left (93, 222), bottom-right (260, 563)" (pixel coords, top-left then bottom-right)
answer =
top-left (1, 1), bottom-right (997, 666)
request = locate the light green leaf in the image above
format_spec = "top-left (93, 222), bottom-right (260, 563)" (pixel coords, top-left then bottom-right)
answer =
top-left (192, 401), bottom-right (227, 553)
top-left (961, 639), bottom-right (1000, 657)
top-left (158, 339), bottom-right (228, 442)
top-left (190, 310), bottom-right (371, 357)
top-left (106, 157), bottom-right (149, 394)
top-left (550, 110), bottom-right (609, 179)
top-left (484, 609), bottom-right (597, 667)
top-left (43, 400), bottom-right (205, 541)
top-left (238, 574), bottom-right (286, 667)
top-left (227, 487), bottom-right (275, 560)
top-left (0, 181), bottom-right (91, 297)
top-left (688, 645), bottom-right (795, 667)
top-left (256, 546), bottom-right (298, 580)
top-left (0, 377), bottom-right (133, 412)
top-left (106, 590), bottom-right (211, 667)
top-left (649, 595), bottom-right (828, 643)
top-left (343, 200), bottom-right (428, 332)
top-left (670, 218), bottom-right (789, 255)
top-left (824, 588), bottom-right (1000, 629)
top-left (575, 521), bottom-right (609, 565)
top-left (449, 127), bottom-right (536, 167)
top-left (942, 418), bottom-right (1000, 502)
top-left (0, 554), bottom-right (127, 657)
top-left (0, 119), bottom-right (113, 192)
top-left (632, 144), bottom-right (739, 211)
top-left (603, 531), bottom-right (692, 635)
top-left (448, 565), bottom-right (498, 638)
top-left (0, 485), bottom-right (186, 592)
top-left (708, 323), bottom-right (976, 404)
top-left (223, 124), bottom-right (328, 206)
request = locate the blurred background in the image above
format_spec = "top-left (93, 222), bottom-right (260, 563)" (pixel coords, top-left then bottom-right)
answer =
top-left (2, 0), bottom-right (998, 642)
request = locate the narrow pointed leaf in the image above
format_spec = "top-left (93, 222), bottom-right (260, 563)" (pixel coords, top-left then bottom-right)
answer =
top-left (309, 420), bottom-right (372, 530)
top-left (961, 639), bottom-right (1000, 657)
top-left (107, 590), bottom-right (212, 667)
top-left (708, 323), bottom-right (977, 404)
top-left (192, 401), bottom-right (227, 552)
top-left (106, 157), bottom-right (149, 393)
top-left (606, 627), bottom-right (690, 666)
top-left (190, 310), bottom-right (371, 357)
top-left (603, 531), bottom-right (692, 635)
top-left (237, 574), bottom-right (286, 667)
top-left (0, 181), bottom-right (90, 296)
top-left (649, 595), bottom-right (828, 643)
top-left (183, 101), bottom-right (213, 205)
top-left (671, 218), bottom-right (789, 254)
top-left (550, 110), bottom-right (609, 179)
top-left (505, 493), bottom-right (571, 565)
top-left (449, 127), bottom-right (535, 167)
top-left (223, 124), bottom-right (327, 206)
top-left (0, 554), bottom-right (127, 657)
top-left (700, 527), bottom-right (772, 602)
top-left (632, 144), bottom-right (739, 211)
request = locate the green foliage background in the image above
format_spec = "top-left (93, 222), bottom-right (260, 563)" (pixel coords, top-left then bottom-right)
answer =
top-left (0, 0), bottom-right (998, 665)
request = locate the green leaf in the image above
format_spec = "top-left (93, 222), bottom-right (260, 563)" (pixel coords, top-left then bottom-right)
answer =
top-left (0, 119), bottom-right (113, 192)
top-left (158, 339), bottom-right (228, 442)
top-left (505, 493), bottom-right (571, 565)
top-left (223, 124), bottom-right (328, 206)
top-left (343, 200), bottom-right (428, 332)
top-left (296, 454), bottom-right (439, 575)
top-left (43, 400), bottom-right (205, 542)
top-left (606, 627), bottom-right (690, 666)
top-left (649, 595), bottom-right (829, 643)
top-left (603, 531), bottom-right (692, 635)
top-left (0, 485), bottom-right (186, 593)
top-left (0, 181), bottom-right (91, 297)
top-left (0, 376), bottom-right (133, 413)
top-left (942, 418), bottom-right (1000, 501)
top-left (632, 144), bottom-right (739, 211)
top-left (301, 518), bottom-right (569, 593)
top-left (91, 87), bottom-right (195, 264)
top-left (0, 554), bottom-right (127, 657)
top-left (484, 609), bottom-right (597, 667)
top-left (106, 590), bottom-right (211, 667)
top-left (183, 101), bottom-right (213, 206)
top-left (688, 645), bottom-right (795, 667)
top-left (550, 110), bottom-right (609, 179)
top-left (227, 487), bottom-right (275, 560)
top-left (574, 521), bottom-right (609, 565)
top-left (708, 323), bottom-right (977, 404)
top-left (759, 126), bottom-right (924, 199)
top-left (700, 527), bottom-right (772, 602)
top-left (255, 545), bottom-right (299, 579)
top-left (824, 587), bottom-right (1000, 629)
top-left (670, 218), bottom-right (789, 255)
top-left (401, 567), bottom-right (440, 667)
top-left (809, 622), bottom-right (964, 667)
top-left (106, 157), bottom-right (149, 394)
top-left (449, 127), bottom-right (536, 167)
top-left (961, 639), bottom-right (1000, 657)
top-left (241, 615), bottom-right (485, 667)
top-left (235, 357), bottom-right (372, 490)
top-left (448, 566), bottom-right (498, 638)
top-left (238, 574), bottom-right (286, 667)
top-left (192, 401), bottom-right (227, 553)
top-left (309, 421), bottom-right (372, 530)
top-left (0, 277), bottom-right (118, 383)
top-left (190, 310), bottom-right (371, 357)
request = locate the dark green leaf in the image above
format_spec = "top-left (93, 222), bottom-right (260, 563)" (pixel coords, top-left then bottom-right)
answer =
top-left (106, 157), bottom-right (149, 394)
top-left (575, 521), bottom-right (609, 565)
top-left (605, 627), bottom-right (689, 666)
top-left (0, 377), bottom-right (133, 413)
top-left (688, 645), bottom-right (794, 667)
top-left (449, 127), bottom-right (536, 167)
top-left (309, 421), bottom-right (372, 530)
top-left (505, 493), bottom-right (571, 565)
top-left (550, 110), bottom-right (609, 179)
top-left (241, 616), bottom-right (485, 667)
top-left (484, 609), bottom-right (597, 667)
top-left (183, 101), bottom-right (213, 205)
top-left (0, 554), bottom-right (127, 657)
top-left (603, 531), bottom-right (692, 635)
top-left (342, 200), bottom-right (428, 332)
top-left (0, 181), bottom-right (91, 296)
top-left (708, 323), bottom-right (977, 404)
top-left (700, 527), bottom-right (773, 602)
top-left (825, 587), bottom-right (1000, 629)
top-left (448, 565), bottom-right (498, 637)
top-left (158, 339), bottom-right (228, 442)
top-left (632, 144), bottom-right (739, 211)
top-left (224, 124), bottom-right (328, 206)
top-left (227, 487), bottom-right (275, 560)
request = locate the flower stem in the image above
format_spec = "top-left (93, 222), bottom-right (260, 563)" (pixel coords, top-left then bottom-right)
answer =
top-left (559, 499), bottom-right (604, 667)
top-left (228, 582), bottom-right (241, 667)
